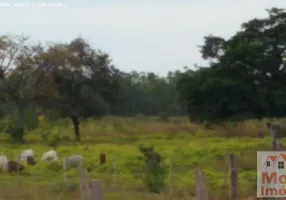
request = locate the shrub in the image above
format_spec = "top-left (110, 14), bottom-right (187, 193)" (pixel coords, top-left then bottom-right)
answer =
top-left (138, 144), bottom-right (166, 193)
top-left (44, 161), bottom-right (63, 172)
top-left (0, 115), bottom-right (16, 134)
top-left (41, 126), bottom-right (70, 146)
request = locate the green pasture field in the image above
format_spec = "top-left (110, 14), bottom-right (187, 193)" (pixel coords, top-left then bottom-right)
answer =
top-left (0, 116), bottom-right (276, 199)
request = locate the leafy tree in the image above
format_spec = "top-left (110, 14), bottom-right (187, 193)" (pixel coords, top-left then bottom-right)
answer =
top-left (111, 71), bottom-right (184, 116)
top-left (37, 37), bottom-right (121, 141)
top-left (0, 34), bottom-right (54, 142)
top-left (177, 7), bottom-right (286, 122)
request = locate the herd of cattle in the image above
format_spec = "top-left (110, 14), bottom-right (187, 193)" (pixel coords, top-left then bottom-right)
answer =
top-left (0, 149), bottom-right (84, 173)
top-left (0, 121), bottom-right (283, 174)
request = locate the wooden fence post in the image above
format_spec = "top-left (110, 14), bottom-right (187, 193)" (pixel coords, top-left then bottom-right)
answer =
top-left (79, 167), bottom-right (90, 200)
top-left (113, 154), bottom-right (117, 187)
top-left (269, 122), bottom-right (280, 151)
top-left (229, 154), bottom-right (238, 200)
top-left (195, 168), bottom-right (209, 200)
top-left (272, 136), bottom-right (280, 151)
top-left (91, 180), bottom-right (103, 200)
top-left (271, 128), bottom-right (279, 200)
top-left (63, 157), bottom-right (67, 182)
top-left (15, 155), bottom-right (21, 184)
top-left (169, 156), bottom-right (173, 196)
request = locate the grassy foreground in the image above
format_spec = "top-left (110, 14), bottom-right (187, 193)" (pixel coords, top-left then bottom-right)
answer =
top-left (0, 116), bottom-right (276, 199)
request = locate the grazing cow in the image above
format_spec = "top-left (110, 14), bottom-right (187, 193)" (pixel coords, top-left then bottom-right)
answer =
top-left (0, 153), bottom-right (8, 171)
top-left (63, 155), bottom-right (83, 169)
top-left (19, 149), bottom-right (34, 161)
top-left (99, 153), bottom-right (106, 165)
top-left (63, 155), bottom-right (83, 182)
top-left (41, 150), bottom-right (58, 161)
top-left (7, 160), bottom-right (24, 173)
top-left (26, 155), bottom-right (36, 165)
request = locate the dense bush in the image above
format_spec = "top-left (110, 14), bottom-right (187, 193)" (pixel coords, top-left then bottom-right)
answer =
top-left (138, 144), bottom-right (166, 193)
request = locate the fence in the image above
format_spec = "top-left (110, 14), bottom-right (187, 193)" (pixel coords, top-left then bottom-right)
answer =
top-left (78, 153), bottom-right (240, 200)
top-left (0, 151), bottom-right (260, 200)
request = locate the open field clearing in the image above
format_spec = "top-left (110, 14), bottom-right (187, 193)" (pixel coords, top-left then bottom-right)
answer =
top-left (1, 7), bottom-right (286, 200)
top-left (0, 116), bottom-right (277, 199)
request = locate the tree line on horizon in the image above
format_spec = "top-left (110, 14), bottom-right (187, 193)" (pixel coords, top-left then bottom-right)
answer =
top-left (0, 7), bottom-right (285, 141)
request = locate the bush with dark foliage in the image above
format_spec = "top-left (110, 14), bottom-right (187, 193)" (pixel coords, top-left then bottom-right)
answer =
top-left (138, 144), bottom-right (165, 193)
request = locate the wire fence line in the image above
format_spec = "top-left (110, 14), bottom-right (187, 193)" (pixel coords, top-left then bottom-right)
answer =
top-left (0, 153), bottom-right (243, 200)
top-left (78, 154), bottom-right (238, 200)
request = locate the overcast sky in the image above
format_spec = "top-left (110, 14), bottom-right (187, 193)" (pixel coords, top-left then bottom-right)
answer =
top-left (0, 0), bottom-right (285, 75)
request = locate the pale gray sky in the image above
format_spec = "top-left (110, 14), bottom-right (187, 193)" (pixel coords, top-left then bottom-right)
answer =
top-left (0, 0), bottom-right (285, 75)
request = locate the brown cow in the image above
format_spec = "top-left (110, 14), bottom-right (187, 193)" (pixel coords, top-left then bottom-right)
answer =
top-left (26, 156), bottom-right (36, 165)
top-left (99, 153), bottom-right (106, 165)
top-left (7, 160), bottom-right (24, 173)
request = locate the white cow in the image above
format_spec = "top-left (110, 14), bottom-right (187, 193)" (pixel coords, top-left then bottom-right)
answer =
top-left (19, 149), bottom-right (34, 161)
top-left (63, 155), bottom-right (83, 181)
top-left (41, 150), bottom-right (58, 161)
top-left (0, 153), bottom-right (8, 171)
top-left (63, 155), bottom-right (83, 169)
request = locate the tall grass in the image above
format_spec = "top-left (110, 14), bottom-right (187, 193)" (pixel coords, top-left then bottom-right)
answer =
top-left (0, 115), bottom-right (276, 199)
